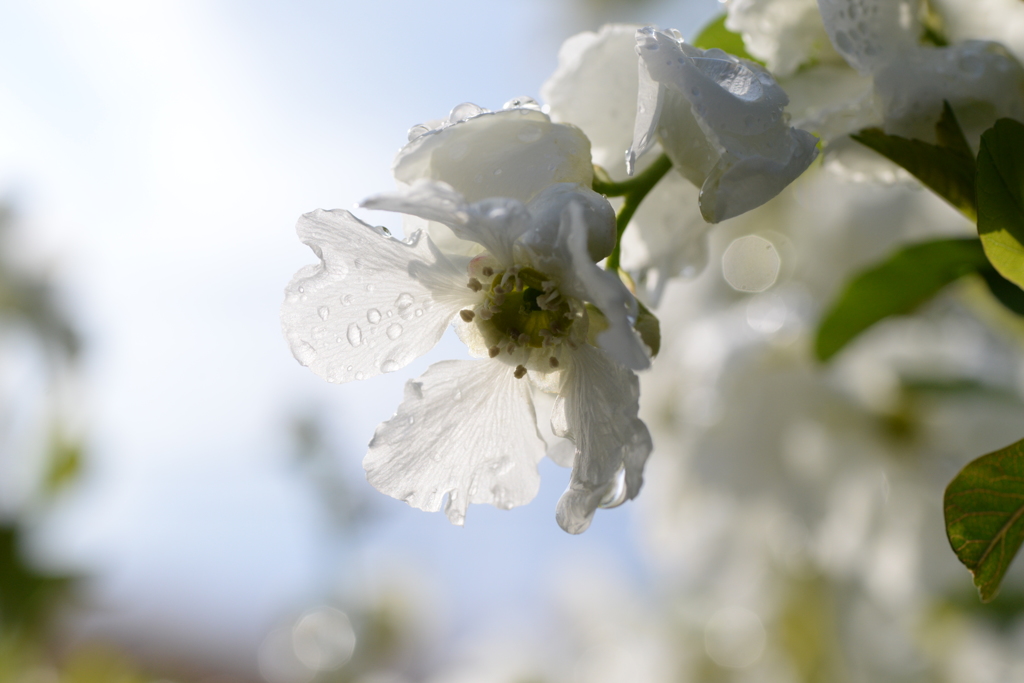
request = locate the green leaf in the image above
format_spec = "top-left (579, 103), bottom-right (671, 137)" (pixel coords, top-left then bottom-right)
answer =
top-left (815, 238), bottom-right (990, 361)
top-left (977, 118), bottom-right (1024, 289)
top-left (635, 300), bottom-right (660, 357)
top-left (851, 102), bottom-right (977, 219)
top-left (945, 437), bottom-right (1024, 602)
top-left (692, 14), bottom-right (762, 64)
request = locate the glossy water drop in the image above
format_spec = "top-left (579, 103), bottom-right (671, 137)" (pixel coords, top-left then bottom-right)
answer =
top-left (355, 371), bottom-right (364, 380)
top-left (298, 286), bottom-right (305, 293)
top-left (453, 389), bottom-right (462, 401)
top-left (367, 308), bottom-right (382, 324)
top-left (407, 123), bottom-right (431, 141)
top-left (414, 309), bottom-right (424, 317)
top-left (598, 468), bottom-right (629, 509)
top-left (448, 102), bottom-right (485, 123)
top-left (502, 96), bottom-right (540, 110)
top-left (381, 360), bottom-right (400, 373)
top-left (386, 324), bottom-right (403, 340)
top-left (395, 292), bottom-right (414, 310)
top-left (346, 323), bottom-right (363, 347)
top-left (292, 341), bottom-right (317, 366)
top-left (317, 306), bottom-right (330, 321)
top-left (341, 294), bottom-right (354, 306)
top-left (366, 283), bottom-right (375, 293)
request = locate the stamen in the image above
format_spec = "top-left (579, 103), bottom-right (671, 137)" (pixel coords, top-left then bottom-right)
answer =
top-left (549, 356), bottom-right (559, 368)
top-left (467, 278), bottom-right (483, 292)
top-left (482, 266), bottom-right (494, 277)
top-left (488, 346), bottom-right (500, 358)
top-left (478, 307), bottom-right (494, 320)
top-left (506, 343), bottom-right (516, 354)
top-left (459, 309), bottom-right (475, 322)
top-left (517, 333), bottom-right (529, 345)
top-left (514, 365), bottom-right (527, 379)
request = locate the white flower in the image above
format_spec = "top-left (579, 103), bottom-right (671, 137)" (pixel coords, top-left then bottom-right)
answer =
top-left (281, 179), bottom-right (652, 534)
top-left (627, 27), bottom-right (820, 224)
top-left (818, 0), bottom-right (1024, 145)
top-left (725, 0), bottom-right (841, 77)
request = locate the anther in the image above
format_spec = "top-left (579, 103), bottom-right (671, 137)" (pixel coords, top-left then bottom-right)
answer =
top-left (478, 308), bottom-right (494, 320)
top-left (514, 365), bottom-right (527, 379)
top-left (482, 266), bottom-right (494, 277)
top-left (494, 286), bottom-right (506, 295)
top-left (549, 356), bottom-right (559, 368)
top-left (459, 309), bottom-right (475, 322)
top-left (467, 278), bottom-right (483, 292)
top-left (488, 345), bottom-right (500, 358)
top-left (506, 343), bottom-right (516, 354)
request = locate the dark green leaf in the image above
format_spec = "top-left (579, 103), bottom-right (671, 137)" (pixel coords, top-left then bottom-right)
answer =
top-left (692, 14), bottom-right (762, 64)
top-left (852, 102), bottom-right (977, 219)
top-left (945, 437), bottom-right (1024, 602)
top-left (815, 238), bottom-right (989, 361)
top-left (980, 266), bottom-right (1024, 315)
top-left (977, 118), bottom-right (1024, 289)
top-left (635, 300), bottom-right (660, 357)
top-left (0, 524), bottom-right (75, 633)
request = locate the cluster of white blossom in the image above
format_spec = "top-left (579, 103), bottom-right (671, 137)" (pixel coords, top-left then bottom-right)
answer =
top-left (283, 0), bottom-right (1024, 558)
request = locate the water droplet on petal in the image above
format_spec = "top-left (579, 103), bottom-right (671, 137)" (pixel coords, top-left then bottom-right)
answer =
top-left (407, 123), bottom-right (430, 141)
top-left (448, 102), bottom-right (485, 123)
top-left (355, 371), bottom-right (364, 380)
top-left (453, 389), bottom-right (462, 401)
top-left (414, 309), bottom-right (424, 317)
top-left (599, 469), bottom-right (629, 509)
top-left (317, 306), bottom-right (330, 321)
top-left (367, 308), bottom-right (382, 324)
top-left (395, 292), bottom-right (414, 310)
top-left (382, 360), bottom-right (400, 373)
top-left (386, 323), bottom-right (403, 340)
top-left (341, 294), bottom-right (354, 306)
top-left (502, 96), bottom-right (540, 110)
top-left (347, 323), bottom-right (363, 347)
top-left (292, 341), bottom-right (317, 366)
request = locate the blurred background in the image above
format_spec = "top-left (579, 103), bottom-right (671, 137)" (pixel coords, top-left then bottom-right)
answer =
top-left (7, 1), bottom-right (1024, 682)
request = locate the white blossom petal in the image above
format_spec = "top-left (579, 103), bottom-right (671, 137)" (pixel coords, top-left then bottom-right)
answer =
top-left (363, 180), bottom-right (534, 266)
top-left (816, 0), bottom-right (918, 75)
top-left (630, 27), bottom-right (819, 222)
top-left (627, 61), bottom-right (665, 175)
top-left (555, 203), bottom-right (650, 371)
top-left (364, 359), bottom-right (547, 525)
top-left (725, 0), bottom-right (839, 77)
top-left (394, 107), bottom-right (594, 204)
top-left (281, 209), bottom-right (472, 383)
top-left (541, 24), bottom-right (646, 174)
top-left (522, 183), bottom-right (617, 263)
top-left (553, 344), bottom-right (651, 534)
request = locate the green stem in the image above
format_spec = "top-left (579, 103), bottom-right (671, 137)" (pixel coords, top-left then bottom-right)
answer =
top-left (603, 154), bottom-right (673, 272)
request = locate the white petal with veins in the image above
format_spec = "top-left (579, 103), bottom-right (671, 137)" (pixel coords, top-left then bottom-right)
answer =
top-left (364, 359), bottom-right (547, 525)
top-left (281, 209), bottom-right (473, 383)
top-left (553, 344), bottom-right (651, 534)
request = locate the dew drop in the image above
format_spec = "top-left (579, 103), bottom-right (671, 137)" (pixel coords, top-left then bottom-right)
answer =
top-left (341, 294), bottom-right (354, 306)
top-left (453, 389), bottom-right (462, 401)
top-left (367, 308), bottom-right (382, 324)
top-left (346, 365), bottom-right (353, 371)
top-left (395, 292), bottom-right (415, 310)
top-left (291, 341), bottom-right (317, 366)
top-left (317, 306), bottom-right (330, 321)
top-left (598, 469), bottom-right (629, 509)
top-left (414, 309), bottom-right (424, 317)
top-left (355, 371), bottom-right (365, 380)
top-left (448, 102), bottom-right (485, 123)
top-left (502, 96), bottom-right (540, 110)
top-left (382, 360), bottom-right (400, 373)
top-left (386, 323), bottom-right (403, 340)
top-left (366, 283), bottom-right (375, 293)
top-left (347, 323), bottom-right (363, 347)
top-left (298, 286), bottom-right (305, 293)
top-left (407, 123), bottom-right (430, 141)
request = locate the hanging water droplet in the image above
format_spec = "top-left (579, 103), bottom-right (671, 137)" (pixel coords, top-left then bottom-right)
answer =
top-left (317, 306), bottom-right (330, 321)
top-left (407, 123), bottom-right (431, 141)
top-left (346, 323), bottom-right (363, 347)
top-left (386, 324), bottom-right (403, 340)
top-left (598, 468), bottom-right (629, 509)
top-left (367, 308), bottom-right (382, 324)
top-left (381, 360), bottom-right (400, 373)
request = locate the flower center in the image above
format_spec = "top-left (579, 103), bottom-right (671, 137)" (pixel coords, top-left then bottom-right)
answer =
top-left (474, 266), bottom-right (575, 351)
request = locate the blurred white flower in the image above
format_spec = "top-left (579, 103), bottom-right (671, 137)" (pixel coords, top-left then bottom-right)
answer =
top-left (628, 27), bottom-right (819, 224)
top-left (282, 179), bottom-right (651, 533)
top-left (725, 0), bottom-right (841, 77)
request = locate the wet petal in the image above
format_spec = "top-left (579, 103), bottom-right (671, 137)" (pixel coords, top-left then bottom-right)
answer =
top-left (725, 0), bottom-right (838, 77)
top-left (363, 180), bottom-right (534, 266)
top-left (553, 344), bottom-right (652, 534)
top-left (393, 107), bottom-right (594, 204)
top-left (364, 359), bottom-right (547, 525)
top-left (281, 209), bottom-right (473, 383)
top-left (816, 0), bottom-right (917, 75)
